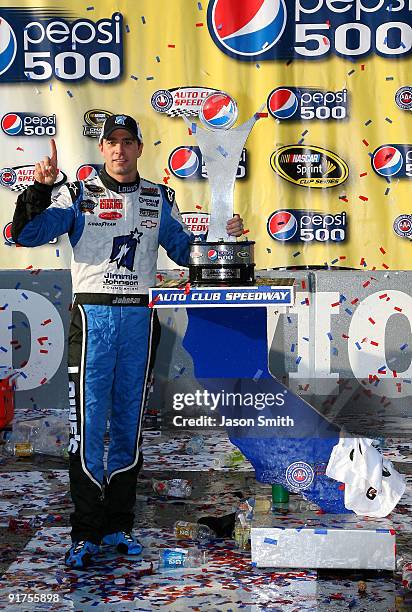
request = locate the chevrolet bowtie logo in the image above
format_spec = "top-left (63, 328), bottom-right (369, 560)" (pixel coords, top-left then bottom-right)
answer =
top-left (141, 219), bottom-right (157, 229)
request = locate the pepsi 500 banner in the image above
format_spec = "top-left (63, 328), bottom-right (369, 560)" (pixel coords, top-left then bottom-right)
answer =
top-left (0, 10), bottom-right (122, 82)
top-left (168, 146), bottom-right (247, 180)
top-left (207, 0), bottom-right (412, 61)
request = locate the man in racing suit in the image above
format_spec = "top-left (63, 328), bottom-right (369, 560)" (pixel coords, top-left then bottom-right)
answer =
top-left (11, 114), bottom-right (244, 569)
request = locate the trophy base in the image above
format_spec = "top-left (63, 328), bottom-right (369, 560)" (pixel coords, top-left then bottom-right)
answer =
top-left (188, 240), bottom-right (255, 286)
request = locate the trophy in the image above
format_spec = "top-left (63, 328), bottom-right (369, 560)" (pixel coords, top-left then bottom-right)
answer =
top-left (183, 93), bottom-right (261, 286)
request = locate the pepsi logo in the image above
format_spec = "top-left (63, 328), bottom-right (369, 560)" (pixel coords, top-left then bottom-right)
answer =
top-left (286, 461), bottom-right (314, 491)
top-left (0, 18), bottom-right (17, 77)
top-left (1, 113), bottom-right (22, 136)
top-left (76, 164), bottom-right (102, 181)
top-left (99, 212), bottom-right (122, 220)
top-left (267, 210), bottom-right (297, 241)
top-left (3, 222), bottom-right (14, 245)
top-left (372, 146), bottom-right (403, 177)
top-left (268, 88), bottom-right (298, 119)
top-left (207, 249), bottom-right (218, 261)
top-left (169, 147), bottom-right (200, 178)
top-left (209, 0), bottom-right (287, 58)
top-left (199, 92), bottom-right (238, 129)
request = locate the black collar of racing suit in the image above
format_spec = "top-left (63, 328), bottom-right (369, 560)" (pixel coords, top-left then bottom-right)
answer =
top-left (99, 166), bottom-right (141, 193)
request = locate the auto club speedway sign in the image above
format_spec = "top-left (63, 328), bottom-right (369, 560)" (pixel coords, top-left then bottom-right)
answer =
top-left (149, 284), bottom-right (295, 308)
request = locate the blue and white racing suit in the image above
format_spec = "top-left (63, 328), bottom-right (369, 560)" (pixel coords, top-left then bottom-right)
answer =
top-left (12, 168), bottom-right (193, 543)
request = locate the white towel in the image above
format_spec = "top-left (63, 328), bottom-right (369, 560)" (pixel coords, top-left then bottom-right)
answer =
top-left (326, 437), bottom-right (406, 517)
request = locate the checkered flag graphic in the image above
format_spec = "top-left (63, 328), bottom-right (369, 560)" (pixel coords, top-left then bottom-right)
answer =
top-left (167, 109), bottom-right (199, 117)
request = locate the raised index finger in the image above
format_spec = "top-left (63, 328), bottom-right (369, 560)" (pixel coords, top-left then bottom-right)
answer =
top-left (50, 138), bottom-right (58, 167)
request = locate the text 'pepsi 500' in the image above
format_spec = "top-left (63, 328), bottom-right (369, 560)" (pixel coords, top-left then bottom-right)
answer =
top-left (0, 10), bottom-right (122, 82)
top-left (207, 0), bottom-right (412, 61)
top-left (268, 87), bottom-right (348, 121)
top-left (267, 210), bottom-right (347, 243)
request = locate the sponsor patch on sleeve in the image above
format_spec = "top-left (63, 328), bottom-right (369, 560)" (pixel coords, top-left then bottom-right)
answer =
top-left (161, 185), bottom-right (176, 205)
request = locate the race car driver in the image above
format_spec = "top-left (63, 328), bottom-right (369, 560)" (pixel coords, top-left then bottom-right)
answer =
top-left (11, 114), bottom-right (244, 569)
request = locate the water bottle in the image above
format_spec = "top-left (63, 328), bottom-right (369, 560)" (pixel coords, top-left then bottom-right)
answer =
top-left (4, 440), bottom-right (34, 457)
top-left (174, 521), bottom-right (215, 542)
top-left (158, 547), bottom-right (208, 569)
top-left (185, 434), bottom-right (205, 455)
top-left (152, 478), bottom-right (192, 498)
top-left (213, 448), bottom-right (245, 469)
top-left (233, 500), bottom-right (252, 551)
top-left (402, 562), bottom-right (412, 589)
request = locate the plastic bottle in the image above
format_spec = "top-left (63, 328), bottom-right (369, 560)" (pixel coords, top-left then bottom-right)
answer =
top-left (5, 440), bottom-right (34, 457)
top-left (158, 547), bottom-right (208, 569)
top-left (233, 500), bottom-right (252, 551)
top-left (174, 520), bottom-right (215, 542)
top-left (213, 448), bottom-right (245, 469)
top-left (402, 562), bottom-right (412, 590)
top-left (185, 434), bottom-right (205, 455)
top-left (152, 478), bottom-right (192, 498)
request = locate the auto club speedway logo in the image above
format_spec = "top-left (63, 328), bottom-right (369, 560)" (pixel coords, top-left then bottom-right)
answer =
top-left (207, 0), bottom-right (412, 61)
top-left (267, 87), bottom-right (348, 121)
top-left (267, 209), bottom-right (347, 243)
top-left (0, 11), bottom-right (123, 83)
top-left (395, 86), bottom-right (412, 111)
top-left (371, 145), bottom-right (412, 179)
top-left (168, 146), bottom-right (247, 180)
top-left (393, 214), bottom-right (412, 239)
top-left (286, 461), bottom-right (314, 491)
top-left (151, 86), bottom-right (232, 117)
top-left (270, 145), bottom-right (349, 188)
top-left (0, 165), bottom-right (66, 192)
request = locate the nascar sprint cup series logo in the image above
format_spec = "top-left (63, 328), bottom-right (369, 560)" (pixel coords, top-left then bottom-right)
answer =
top-left (271, 145), bottom-right (348, 188)
top-left (0, 10), bottom-right (122, 82)
top-left (267, 209), bottom-right (347, 243)
top-left (207, 0), bottom-right (412, 61)
top-left (83, 110), bottom-right (113, 138)
top-left (267, 87), bottom-right (348, 121)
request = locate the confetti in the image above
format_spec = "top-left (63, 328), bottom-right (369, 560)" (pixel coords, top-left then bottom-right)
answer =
top-left (66, 90), bottom-right (73, 98)
top-left (141, 16), bottom-right (146, 24)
